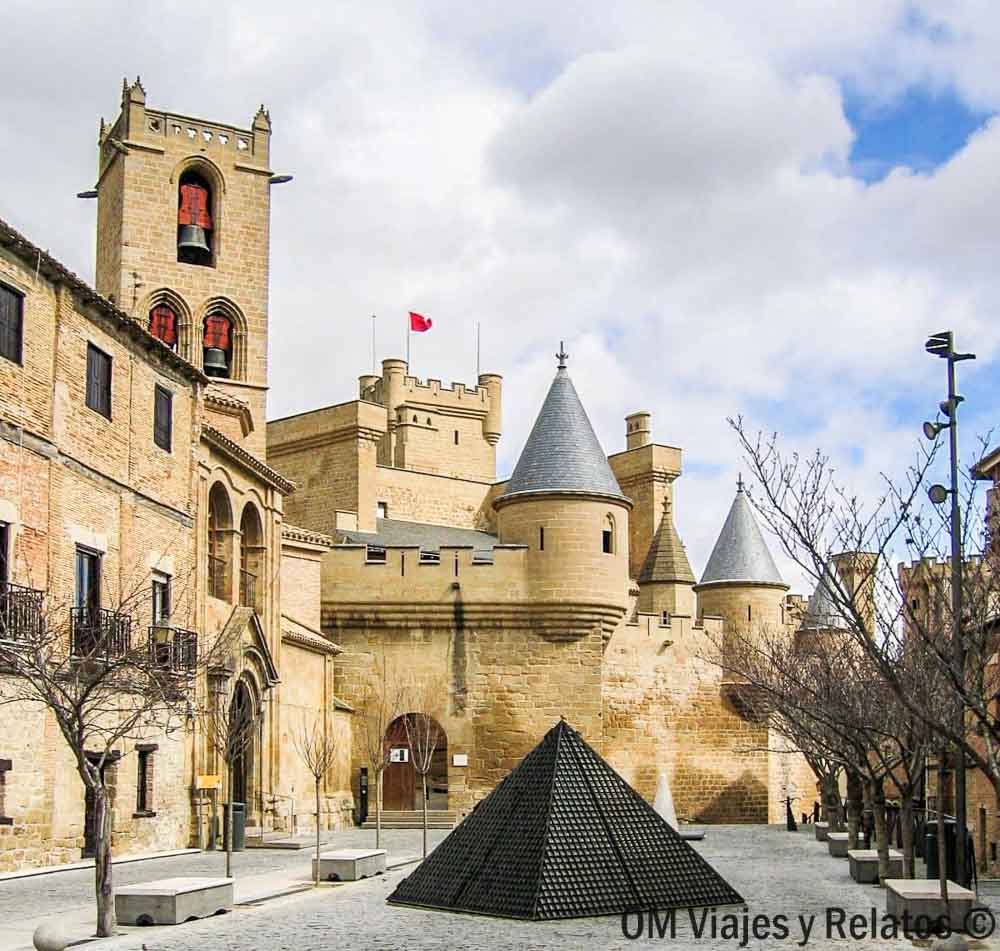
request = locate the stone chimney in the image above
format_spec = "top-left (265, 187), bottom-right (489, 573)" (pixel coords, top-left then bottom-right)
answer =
top-left (625, 411), bottom-right (652, 450)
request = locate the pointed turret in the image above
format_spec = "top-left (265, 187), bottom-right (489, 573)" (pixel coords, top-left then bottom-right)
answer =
top-left (694, 478), bottom-right (788, 632)
top-left (495, 344), bottom-right (631, 632)
top-left (638, 497), bottom-right (695, 616)
top-left (498, 343), bottom-right (627, 504)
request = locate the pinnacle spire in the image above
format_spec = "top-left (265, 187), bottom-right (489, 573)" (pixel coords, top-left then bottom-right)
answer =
top-left (698, 484), bottom-right (785, 588)
top-left (639, 494), bottom-right (694, 585)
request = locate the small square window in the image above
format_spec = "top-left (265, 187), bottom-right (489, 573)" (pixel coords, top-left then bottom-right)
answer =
top-left (85, 344), bottom-right (112, 419)
top-left (376, 502), bottom-right (388, 519)
top-left (154, 385), bottom-right (173, 452)
top-left (0, 285), bottom-right (23, 366)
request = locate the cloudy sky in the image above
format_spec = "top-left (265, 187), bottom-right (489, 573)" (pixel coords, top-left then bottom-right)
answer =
top-left (2, 1), bottom-right (998, 591)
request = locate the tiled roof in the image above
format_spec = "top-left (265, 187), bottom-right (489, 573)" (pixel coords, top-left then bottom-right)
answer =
top-left (388, 719), bottom-right (742, 919)
top-left (282, 523), bottom-right (335, 548)
top-left (201, 424), bottom-right (296, 494)
top-left (338, 517), bottom-right (498, 558)
top-left (698, 483), bottom-right (785, 588)
top-left (498, 364), bottom-right (627, 504)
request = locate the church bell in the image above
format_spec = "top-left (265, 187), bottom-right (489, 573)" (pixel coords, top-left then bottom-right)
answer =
top-left (178, 224), bottom-right (211, 254)
top-left (203, 348), bottom-right (229, 377)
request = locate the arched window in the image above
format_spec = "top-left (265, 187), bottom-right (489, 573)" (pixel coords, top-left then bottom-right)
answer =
top-left (148, 303), bottom-right (178, 350)
top-left (208, 483), bottom-right (233, 601)
top-left (177, 170), bottom-right (214, 267)
top-left (602, 514), bottom-right (615, 555)
top-left (203, 313), bottom-right (232, 378)
top-left (239, 503), bottom-right (263, 611)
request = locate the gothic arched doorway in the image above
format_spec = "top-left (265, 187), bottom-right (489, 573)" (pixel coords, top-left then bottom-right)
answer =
top-left (230, 679), bottom-right (255, 807)
top-left (382, 714), bottom-right (448, 811)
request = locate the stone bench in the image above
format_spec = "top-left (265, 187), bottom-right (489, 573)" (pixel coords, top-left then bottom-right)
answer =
top-left (312, 848), bottom-right (387, 882)
top-left (814, 821), bottom-right (829, 842)
top-left (884, 879), bottom-right (976, 931)
top-left (847, 848), bottom-right (903, 883)
top-left (116, 877), bottom-right (233, 926)
top-left (827, 832), bottom-right (850, 857)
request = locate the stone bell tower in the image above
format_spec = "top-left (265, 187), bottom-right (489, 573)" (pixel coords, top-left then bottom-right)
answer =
top-left (94, 77), bottom-right (275, 452)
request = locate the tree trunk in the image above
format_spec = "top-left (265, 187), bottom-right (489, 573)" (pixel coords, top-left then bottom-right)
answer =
top-left (846, 769), bottom-right (863, 850)
top-left (375, 770), bottom-right (382, 850)
top-left (315, 777), bottom-right (321, 887)
top-left (901, 794), bottom-right (915, 879)
top-left (938, 756), bottom-right (949, 908)
top-left (93, 787), bottom-right (116, 938)
top-left (872, 777), bottom-right (889, 884)
top-left (821, 772), bottom-right (842, 830)
top-left (422, 773), bottom-right (428, 858)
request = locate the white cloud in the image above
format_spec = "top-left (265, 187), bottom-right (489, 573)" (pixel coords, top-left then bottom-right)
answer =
top-left (2, 0), bottom-right (999, 594)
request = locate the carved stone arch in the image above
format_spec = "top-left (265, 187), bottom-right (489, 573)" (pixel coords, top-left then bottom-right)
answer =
top-left (197, 297), bottom-right (248, 380)
top-left (139, 287), bottom-right (194, 361)
top-left (169, 154), bottom-right (227, 194)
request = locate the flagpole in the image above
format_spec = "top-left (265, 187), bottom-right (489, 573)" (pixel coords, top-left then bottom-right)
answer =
top-left (371, 314), bottom-right (376, 374)
top-left (476, 322), bottom-right (481, 378)
top-left (406, 314), bottom-right (410, 368)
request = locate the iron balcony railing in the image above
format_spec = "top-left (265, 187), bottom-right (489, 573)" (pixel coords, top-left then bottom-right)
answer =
top-left (148, 625), bottom-right (198, 673)
top-left (70, 606), bottom-right (131, 660)
top-left (239, 569), bottom-right (257, 609)
top-left (0, 581), bottom-right (45, 642)
top-left (208, 555), bottom-right (227, 600)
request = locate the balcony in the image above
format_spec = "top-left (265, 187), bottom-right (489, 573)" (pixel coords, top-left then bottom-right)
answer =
top-left (0, 581), bottom-right (45, 642)
top-left (70, 607), bottom-right (131, 660)
top-left (148, 625), bottom-right (198, 673)
top-left (239, 569), bottom-right (257, 609)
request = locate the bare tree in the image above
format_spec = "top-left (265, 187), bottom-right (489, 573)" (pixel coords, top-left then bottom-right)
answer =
top-left (401, 679), bottom-right (446, 858)
top-left (292, 708), bottom-right (339, 885)
top-left (0, 561), bottom-right (219, 937)
top-left (356, 651), bottom-right (409, 849)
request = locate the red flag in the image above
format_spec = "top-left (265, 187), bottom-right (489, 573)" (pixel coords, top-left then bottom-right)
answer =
top-left (409, 311), bottom-right (433, 332)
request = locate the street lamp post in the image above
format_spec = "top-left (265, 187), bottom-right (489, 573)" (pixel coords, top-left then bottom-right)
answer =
top-left (924, 329), bottom-right (976, 889)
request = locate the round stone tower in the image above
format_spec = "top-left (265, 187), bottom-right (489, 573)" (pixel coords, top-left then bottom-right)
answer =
top-left (494, 344), bottom-right (632, 619)
top-left (694, 478), bottom-right (789, 633)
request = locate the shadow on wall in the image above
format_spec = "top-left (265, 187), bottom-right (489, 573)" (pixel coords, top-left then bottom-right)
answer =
top-left (690, 769), bottom-right (769, 824)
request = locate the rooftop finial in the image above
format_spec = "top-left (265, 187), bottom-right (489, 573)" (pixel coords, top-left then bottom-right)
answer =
top-left (556, 341), bottom-right (568, 369)
top-left (737, 473), bottom-right (744, 493)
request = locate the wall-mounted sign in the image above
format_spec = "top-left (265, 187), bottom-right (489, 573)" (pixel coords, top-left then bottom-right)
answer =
top-left (452, 753), bottom-right (468, 767)
top-left (196, 774), bottom-right (221, 790)
top-left (390, 747), bottom-right (409, 763)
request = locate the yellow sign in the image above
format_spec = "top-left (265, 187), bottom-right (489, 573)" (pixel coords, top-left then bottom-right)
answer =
top-left (196, 774), bottom-right (221, 790)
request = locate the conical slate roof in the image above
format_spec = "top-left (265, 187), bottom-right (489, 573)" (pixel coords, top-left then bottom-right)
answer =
top-left (387, 720), bottom-right (742, 920)
top-left (499, 352), bottom-right (627, 504)
top-left (640, 499), bottom-right (695, 585)
top-left (698, 481), bottom-right (785, 588)
top-left (800, 565), bottom-right (849, 631)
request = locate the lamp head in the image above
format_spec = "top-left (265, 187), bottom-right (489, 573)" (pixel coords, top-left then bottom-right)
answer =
top-left (928, 483), bottom-right (950, 505)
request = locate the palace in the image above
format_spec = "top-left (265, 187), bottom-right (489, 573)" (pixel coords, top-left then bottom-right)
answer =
top-left (0, 81), bottom-right (819, 871)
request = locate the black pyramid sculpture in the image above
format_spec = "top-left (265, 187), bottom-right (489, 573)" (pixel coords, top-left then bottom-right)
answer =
top-left (387, 719), bottom-right (743, 920)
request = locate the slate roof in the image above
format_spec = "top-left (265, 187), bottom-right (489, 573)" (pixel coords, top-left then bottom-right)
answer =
top-left (339, 518), bottom-right (498, 558)
top-left (498, 365), bottom-right (627, 504)
top-left (387, 719), bottom-right (742, 920)
top-left (698, 482), bottom-right (785, 588)
top-left (639, 501), bottom-right (695, 585)
top-left (800, 565), bottom-right (849, 631)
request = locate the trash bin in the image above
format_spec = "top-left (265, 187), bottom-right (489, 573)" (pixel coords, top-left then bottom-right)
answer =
top-left (223, 802), bottom-right (246, 852)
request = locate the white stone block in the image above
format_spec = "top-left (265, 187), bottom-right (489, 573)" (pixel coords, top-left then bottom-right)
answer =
top-left (827, 832), bottom-right (850, 857)
top-left (115, 877), bottom-right (234, 926)
top-left (885, 879), bottom-right (976, 931)
top-left (847, 848), bottom-right (903, 884)
top-left (313, 848), bottom-right (387, 881)
top-left (814, 821), bottom-right (829, 841)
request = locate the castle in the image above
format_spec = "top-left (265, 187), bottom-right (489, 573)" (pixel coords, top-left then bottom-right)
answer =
top-left (0, 82), bottom-right (818, 872)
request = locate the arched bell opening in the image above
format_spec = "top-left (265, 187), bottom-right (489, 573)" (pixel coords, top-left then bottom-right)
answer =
top-left (177, 170), bottom-right (215, 267)
top-left (382, 714), bottom-right (448, 812)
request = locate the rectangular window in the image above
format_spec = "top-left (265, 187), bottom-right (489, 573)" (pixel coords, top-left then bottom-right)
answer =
top-left (151, 572), bottom-right (171, 625)
top-left (539, 526), bottom-right (545, 551)
top-left (85, 343), bottom-right (112, 419)
top-left (153, 385), bottom-right (172, 452)
top-left (0, 285), bottom-right (23, 365)
top-left (602, 530), bottom-right (613, 554)
top-left (135, 745), bottom-right (156, 815)
top-left (454, 430), bottom-right (459, 445)
top-left (75, 547), bottom-right (101, 613)
top-left (0, 759), bottom-right (10, 825)
top-left (376, 502), bottom-right (388, 519)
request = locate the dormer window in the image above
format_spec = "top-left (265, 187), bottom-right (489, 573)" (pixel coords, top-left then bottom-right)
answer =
top-left (177, 172), bottom-right (214, 267)
top-left (203, 313), bottom-right (232, 378)
top-left (148, 304), bottom-right (178, 350)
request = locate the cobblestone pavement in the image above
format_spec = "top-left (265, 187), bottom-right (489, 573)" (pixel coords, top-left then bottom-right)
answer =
top-left (79, 825), bottom-right (1000, 951)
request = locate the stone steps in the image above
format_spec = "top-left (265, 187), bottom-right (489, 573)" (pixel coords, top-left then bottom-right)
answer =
top-left (361, 810), bottom-right (457, 830)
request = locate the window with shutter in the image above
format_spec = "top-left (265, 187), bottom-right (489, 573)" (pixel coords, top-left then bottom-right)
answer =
top-left (153, 385), bottom-right (172, 452)
top-left (85, 344), bottom-right (112, 419)
top-left (0, 284), bottom-right (23, 365)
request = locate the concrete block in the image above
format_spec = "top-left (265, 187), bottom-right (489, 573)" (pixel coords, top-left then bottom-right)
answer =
top-left (814, 821), bottom-right (829, 841)
top-left (115, 877), bottom-right (234, 925)
top-left (885, 879), bottom-right (976, 931)
top-left (827, 832), bottom-right (850, 857)
top-left (313, 848), bottom-right (387, 881)
top-left (848, 848), bottom-right (903, 884)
